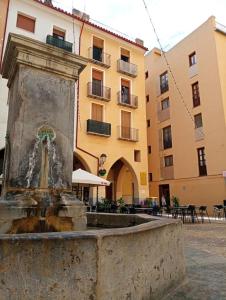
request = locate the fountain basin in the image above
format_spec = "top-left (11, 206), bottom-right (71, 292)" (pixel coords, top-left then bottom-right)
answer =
top-left (0, 214), bottom-right (185, 300)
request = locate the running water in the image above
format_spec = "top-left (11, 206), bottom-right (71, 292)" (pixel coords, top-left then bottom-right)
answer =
top-left (26, 139), bottom-right (40, 188)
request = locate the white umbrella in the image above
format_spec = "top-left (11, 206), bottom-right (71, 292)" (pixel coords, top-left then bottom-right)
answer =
top-left (72, 168), bottom-right (110, 186)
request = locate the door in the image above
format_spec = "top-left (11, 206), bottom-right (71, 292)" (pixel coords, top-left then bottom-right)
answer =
top-left (92, 103), bottom-right (103, 122)
top-left (121, 79), bottom-right (130, 104)
top-left (159, 184), bottom-right (170, 207)
top-left (92, 69), bottom-right (103, 97)
top-left (121, 110), bottom-right (131, 139)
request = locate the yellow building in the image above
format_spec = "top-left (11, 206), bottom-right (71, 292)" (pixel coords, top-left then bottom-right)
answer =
top-left (75, 14), bottom-right (149, 204)
top-left (145, 16), bottom-right (226, 212)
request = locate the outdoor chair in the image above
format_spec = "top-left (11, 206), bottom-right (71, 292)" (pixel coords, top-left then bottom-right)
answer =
top-left (128, 206), bottom-right (136, 214)
top-left (199, 206), bottom-right (211, 223)
top-left (213, 205), bottom-right (224, 219)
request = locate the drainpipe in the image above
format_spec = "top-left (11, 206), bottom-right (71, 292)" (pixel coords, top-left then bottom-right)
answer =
top-left (0, 0), bottom-right (10, 72)
top-left (75, 17), bottom-right (100, 175)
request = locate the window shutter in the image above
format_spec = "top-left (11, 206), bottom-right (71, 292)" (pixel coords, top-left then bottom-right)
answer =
top-left (16, 14), bottom-right (35, 33)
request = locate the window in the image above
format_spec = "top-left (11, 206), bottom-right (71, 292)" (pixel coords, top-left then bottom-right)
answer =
top-left (192, 82), bottom-right (200, 107)
top-left (92, 69), bottom-right (103, 97)
top-left (163, 126), bottom-right (172, 149)
top-left (146, 95), bottom-right (149, 102)
top-left (194, 113), bottom-right (203, 128)
top-left (189, 52), bottom-right (197, 66)
top-left (121, 48), bottom-right (130, 62)
top-left (164, 155), bottom-right (173, 167)
top-left (93, 36), bottom-right (104, 62)
top-left (53, 27), bottom-right (65, 40)
top-left (197, 147), bottom-right (207, 176)
top-left (91, 103), bottom-right (103, 122)
top-left (147, 119), bottom-right (150, 127)
top-left (16, 13), bottom-right (35, 33)
top-left (134, 150), bottom-right (141, 162)
top-left (161, 98), bottom-right (170, 110)
top-left (148, 173), bottom-right (153, 182)
top-left (145, 71), bottom-right (149, 79)
top-left (160, 71), bottom-right (168, 94)
top-left (148, 145), bottom-right (152, 154)
top-left (121, 79), bottom-right (130, 104)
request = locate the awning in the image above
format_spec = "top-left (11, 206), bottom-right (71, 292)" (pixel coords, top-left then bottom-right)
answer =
top-left (72, 168), bottom-right (110, 186)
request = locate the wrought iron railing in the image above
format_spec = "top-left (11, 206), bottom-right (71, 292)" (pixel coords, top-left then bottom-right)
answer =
top-left (117, 91), bottom-right (138, 108)
top-left (87, 82), bottom-right (111, 101)
top-left (118, 126), bottom-right (139, 141)
top-left (160, 83), bottom-right (169, 94)
top-left (88, 47), bottom-right (111, 67)
top-left (117, 59), bottom-right (137, 77)
top-left (87, 119), bottom-right (111, 136)
top-left (46, 35), bottom-right (73, 52)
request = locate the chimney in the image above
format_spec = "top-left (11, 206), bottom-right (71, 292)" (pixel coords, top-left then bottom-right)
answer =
top-left (72, 8), bottom-right (90, 21)
top-left (44, 0), bottom-right (53, 6)
top-left (135, 38), bottom-right (144, 47)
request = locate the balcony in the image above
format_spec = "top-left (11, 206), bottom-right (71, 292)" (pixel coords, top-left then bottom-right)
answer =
top-left (195, 127), bottom-right (204, 141)
top-left (87, 82), bottom-right (111, 101)
top-left (46, 35), bottom-right (73, 52)
top-left (117, 59), bottom-right (137, 77)
top-left (193, 96), bottom-right (200, 107)
top-left (118, 126), bottom-right (139, 142)
top-left (160, 83), bottom-right (169, 94)
top-left (158, 107), bottom-right (170, 122)
top-left (87, 119), bottom-right (111, 137)
top-left (117, 91), bottom-right (138, 108)
top-left (161, 166), bottom-right (174, 180)
top-left (88, 47), bottom-right (111, 68)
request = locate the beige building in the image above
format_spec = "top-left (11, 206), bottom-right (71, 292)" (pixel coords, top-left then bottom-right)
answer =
top-left (145, 16), bottom-right (226, 211)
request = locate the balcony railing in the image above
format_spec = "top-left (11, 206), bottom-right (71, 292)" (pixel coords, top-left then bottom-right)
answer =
top-left (161, 166), bottom-right (174, 180)
top-left (163, 139), bottom-right (172, 149)
top-left (46, 35), bottom-right (73, 52)
top-left (193, 96), bottom-right (200, 107)
top-left (158, 107), bottom-right (170, 122)
top-left (160, 83), bottom-right (169, 94)
top-left (118, 126), bottom-right (139, 141)
top-left (88, 47), bottom-right (111, 68)
top-left (87, 119), bottom-right (111, 136)
top-left (117, 91), bottom-right (138, 108)
top-left (117, 59), bottom-right (137, 77)
top-left (87, 82), bottom-right (111, 101)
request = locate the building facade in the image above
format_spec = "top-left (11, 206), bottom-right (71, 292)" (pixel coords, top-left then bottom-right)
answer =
top-left (77, 16), bottom-right (149, 203)
top-left (0, 0), bottom-right (149, 203)
top-left (145, 16), bottom-right (226, 210)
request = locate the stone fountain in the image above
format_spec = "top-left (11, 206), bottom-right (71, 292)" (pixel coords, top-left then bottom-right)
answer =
top-left (0, 33), bottom-right (185, 300)
top-left (0, 33), bottom-right (88, 233)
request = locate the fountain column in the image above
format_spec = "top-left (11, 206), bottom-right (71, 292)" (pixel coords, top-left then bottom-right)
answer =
top-left (0, 33), bottom-right (87, 233)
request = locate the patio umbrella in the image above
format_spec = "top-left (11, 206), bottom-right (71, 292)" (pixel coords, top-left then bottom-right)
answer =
top-left (72, 168), bottom-right (110, 186)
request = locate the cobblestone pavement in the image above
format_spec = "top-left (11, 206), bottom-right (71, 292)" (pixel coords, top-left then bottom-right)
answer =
top-left (164, 222), bottom-right (226, 300)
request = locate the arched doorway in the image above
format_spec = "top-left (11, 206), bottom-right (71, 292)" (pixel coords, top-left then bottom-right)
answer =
top-left (73, 152), bottom-right (92, 204)
top-left (106, 158), bottom-right (138, 204)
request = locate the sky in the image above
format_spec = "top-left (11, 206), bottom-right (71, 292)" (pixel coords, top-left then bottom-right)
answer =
top-left (53, 0), bottom-right (226, 51)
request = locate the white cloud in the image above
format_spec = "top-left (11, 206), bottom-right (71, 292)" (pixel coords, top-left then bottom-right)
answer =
top-left (53, 0), bottom-right (226, 50)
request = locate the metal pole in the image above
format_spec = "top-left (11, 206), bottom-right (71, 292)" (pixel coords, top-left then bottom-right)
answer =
top-left (96, 186), bottom-right (99, 212)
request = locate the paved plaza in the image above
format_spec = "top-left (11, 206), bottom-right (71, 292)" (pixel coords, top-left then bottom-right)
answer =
top-left (164, 222), bottom-right (226, 300)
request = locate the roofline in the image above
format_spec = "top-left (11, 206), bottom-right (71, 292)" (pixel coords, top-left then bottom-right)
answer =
top-left (33, 0), bottom-right (148, 51)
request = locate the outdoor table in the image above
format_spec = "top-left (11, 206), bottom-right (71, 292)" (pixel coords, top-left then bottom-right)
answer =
top-left (172, 206), bottom-right (188, 223)
top-left (135, 207), bottom-right (153, 214)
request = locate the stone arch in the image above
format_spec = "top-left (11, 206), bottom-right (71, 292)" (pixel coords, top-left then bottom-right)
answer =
top-left (73, 152), bottom-right (91, 172)
top-left (106, 157), bottom-right (139, 204)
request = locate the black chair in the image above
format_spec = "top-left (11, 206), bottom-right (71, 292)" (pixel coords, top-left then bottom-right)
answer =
top-left (199, 206), bottom-right (211, 223)
top-left (187, 205), bottom-right (199, 223)
top-left (128, 206), bottom-right (136, 214)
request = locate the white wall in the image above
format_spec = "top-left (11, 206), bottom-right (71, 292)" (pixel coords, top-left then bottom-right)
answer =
top-left (0, 0), bottom-right (81, 149)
